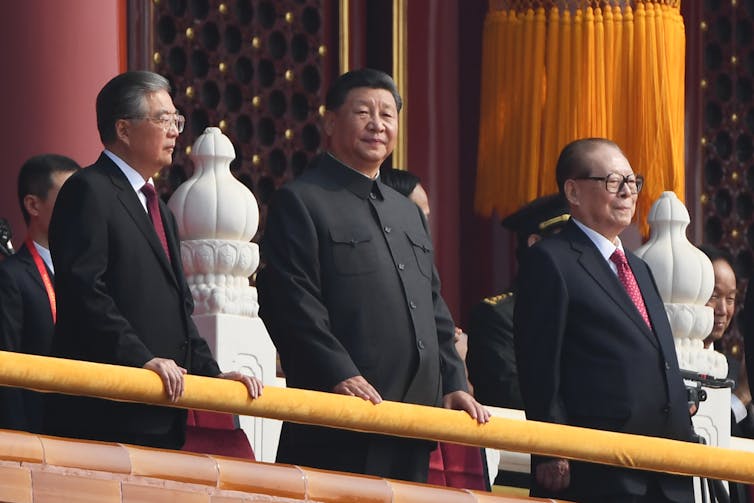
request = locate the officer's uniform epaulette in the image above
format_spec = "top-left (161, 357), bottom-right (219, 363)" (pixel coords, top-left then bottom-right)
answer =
top-left (481, 292), bottom-right (514, 306)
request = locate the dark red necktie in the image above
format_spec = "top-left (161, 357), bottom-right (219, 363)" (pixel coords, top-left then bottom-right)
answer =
top-left (610, 248), bottom-right (651, 328)
top-left (141, 183), bottom-right (171, 263)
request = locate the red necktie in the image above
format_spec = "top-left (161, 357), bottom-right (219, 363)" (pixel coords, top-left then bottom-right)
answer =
top-left (610, 249), bottom-right (651, 328)
top-left (141, 183), bottom-right (171, 263)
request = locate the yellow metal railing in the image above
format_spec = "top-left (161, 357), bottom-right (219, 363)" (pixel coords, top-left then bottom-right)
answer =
top-left (1, 350), bottom-right (753, 484)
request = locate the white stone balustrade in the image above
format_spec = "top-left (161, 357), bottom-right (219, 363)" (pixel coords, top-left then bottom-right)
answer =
top-left (168, 126), bottom-right (281, 462)
top-left (635, 192), bottom-right (730, 503)
top-left (634, 191), bottom-right (727, 378)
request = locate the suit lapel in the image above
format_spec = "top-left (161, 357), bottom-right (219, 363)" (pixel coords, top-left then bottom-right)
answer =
top-left (17, 245), bottom-right (46, 290)
top-left (101, 156), bottom-right (178, 287)
top-left (566, 224), bottom-right (660, 349)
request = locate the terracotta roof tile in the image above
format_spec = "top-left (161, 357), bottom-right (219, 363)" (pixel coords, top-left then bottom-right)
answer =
top-left (215, 457), bottom-right (306, 498)
top-left (40, 436), bottom-right (131, 474)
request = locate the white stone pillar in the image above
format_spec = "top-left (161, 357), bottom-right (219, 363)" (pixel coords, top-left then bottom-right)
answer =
top-left (168, 127), bottom-right (281, 462)
top-left (634, 192), bottom-right (730, 502)
top-left (634, 191), bottom-right (726, 378)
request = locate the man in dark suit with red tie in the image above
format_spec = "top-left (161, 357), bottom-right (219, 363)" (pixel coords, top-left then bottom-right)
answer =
top-left (46, 71), bottom-right (261, 449)
top-left (514, 138), bottom-right (694, 502)
top-left (0, 154), bottom-right (80, 432)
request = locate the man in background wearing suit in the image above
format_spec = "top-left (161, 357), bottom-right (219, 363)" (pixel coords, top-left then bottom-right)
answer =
top-left (466, 194), bottom-right (569, 411)
top-left (257, 68), bottom-right (488, 483)
top-left (0, 154), bottom-right (80, 432)
top-left (46, 71), bottom-right (261, 449)
top-left (514, 138), bottom-right (694, 502)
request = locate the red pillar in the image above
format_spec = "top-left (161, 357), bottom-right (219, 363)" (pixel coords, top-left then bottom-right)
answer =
top-left (406, 1), bottom-right (463, 319)
top-left (0, 0), bottom-right (125, 248)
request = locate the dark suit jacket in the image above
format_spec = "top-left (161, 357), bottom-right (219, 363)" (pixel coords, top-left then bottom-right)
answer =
top-left (514, 221), bottom-right (693, 501)
top-left (466, 292), bottom-right (523, 409)
top-left (46, 153), bottom-right (220, 447)
top-left (257, 154), bottom-right (467, 481)
top-left (0, 244), bottom-right (55, 432)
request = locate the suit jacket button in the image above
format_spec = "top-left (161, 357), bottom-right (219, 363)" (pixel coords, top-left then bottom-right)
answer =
top-left (398, 263), bottom-right (405, 270)
top-left (417, 339), bottom-right (425, 349)
top-left (369, 192), bottom-right (377, 200)
top-left (662, 405), bottom-right (670, 414)
top-left (384, 226), bottom-right (392, 233)
top-left (664, 361), bottom-right (671, 371)
top-left (409, 301), bottom-right (417, 309)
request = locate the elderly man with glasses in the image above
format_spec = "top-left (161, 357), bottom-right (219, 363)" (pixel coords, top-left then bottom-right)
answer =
top-left (45, 71), bottom-right (262, 449)
top-left (514, 138), bottom-right (694, 503)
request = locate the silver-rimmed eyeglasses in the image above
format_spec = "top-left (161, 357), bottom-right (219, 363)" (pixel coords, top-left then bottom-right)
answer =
top-left (574, 173), bottom-right (644, 194)
top-left (127, 113), bottom-right (185, 133)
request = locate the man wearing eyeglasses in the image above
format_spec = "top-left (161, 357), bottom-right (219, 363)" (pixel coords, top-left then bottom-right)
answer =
top-left (514, 138), bottom-right (693, 502)
top-left (45, 71), bottom-right (262, 449)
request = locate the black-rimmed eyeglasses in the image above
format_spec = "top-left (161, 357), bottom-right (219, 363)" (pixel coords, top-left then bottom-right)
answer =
top-left (574, 173), bottom-right (644, 194)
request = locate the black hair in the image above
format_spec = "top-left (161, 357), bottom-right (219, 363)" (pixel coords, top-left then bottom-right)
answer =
top-left (698, 244), bottom-right (736, 277)
top-left (555, 138), bottom-right (623, 195)
top-left (325, 68), bottom-right (403, 113)
top-left (17, 154), bottom-right (81, 224)
top-left (380, 168), bottom-right (420, 197)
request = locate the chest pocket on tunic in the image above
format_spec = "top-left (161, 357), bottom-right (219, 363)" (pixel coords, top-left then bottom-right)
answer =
top-left (406, 230), bottom-right (433, 280)
top-left (329, 227), bottom-right (378, 275)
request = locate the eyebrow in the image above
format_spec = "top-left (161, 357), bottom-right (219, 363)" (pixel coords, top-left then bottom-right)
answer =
top-left (352, 99), bottom-right (395, 109)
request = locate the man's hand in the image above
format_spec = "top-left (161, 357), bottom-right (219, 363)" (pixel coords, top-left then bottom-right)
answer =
top-left (442, 390), bottom-right (490, 423)
top-left (144, 357), bottom-right (187, 402)
top-left (217, 371), bottom-right (264, 398)
top-left (333, 376), bottom-right (382, 404)
top-left (535, 458), bottom-right (570, 492)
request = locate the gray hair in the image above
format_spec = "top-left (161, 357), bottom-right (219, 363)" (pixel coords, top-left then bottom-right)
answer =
top-left (96, 71), bottom-right (171, 145)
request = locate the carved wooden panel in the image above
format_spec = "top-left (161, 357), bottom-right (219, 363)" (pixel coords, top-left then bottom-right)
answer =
top-left (701, 0), bottom-right (754, 355)
top-left (149, 0), bottom-right (332, 239)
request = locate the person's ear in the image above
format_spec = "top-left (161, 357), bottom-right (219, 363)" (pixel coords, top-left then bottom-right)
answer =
top-left (527, 233), bottom-right (542, 247)
top-left (23, 194), bottom-right (42, 219)
top-left (564, 180), bottom-right (579, 207)
top-left (115, 118), bottom-right (131, 145)
top-left (322, 110), bottom-right (336, 137)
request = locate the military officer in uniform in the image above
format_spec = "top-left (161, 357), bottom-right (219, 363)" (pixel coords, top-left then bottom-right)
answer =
top-left (466, 194), bottom-right (570, 409)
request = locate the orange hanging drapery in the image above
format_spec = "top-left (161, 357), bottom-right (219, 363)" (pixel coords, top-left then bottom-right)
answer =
top-left (475, 0), bottom-right (686, 235)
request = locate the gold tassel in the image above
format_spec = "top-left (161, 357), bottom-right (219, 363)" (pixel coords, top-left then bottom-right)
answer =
top-left (476, 0), bottom-right (686, 233)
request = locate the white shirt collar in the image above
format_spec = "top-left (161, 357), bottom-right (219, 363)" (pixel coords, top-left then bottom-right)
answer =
top-left (103, 150), bottom-right (154, 212)
top-left (572, 218), bottom-right (624, 272)
top-left (32, 241), bottom-right (54, 274)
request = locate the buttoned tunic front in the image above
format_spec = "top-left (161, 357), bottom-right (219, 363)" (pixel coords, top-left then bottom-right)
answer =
top-left (258, 154), bottom-right (466, 480)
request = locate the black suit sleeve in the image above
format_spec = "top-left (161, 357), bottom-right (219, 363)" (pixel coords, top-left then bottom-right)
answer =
top-left (163, 206), bottom-right (220, 377)
top-left (50, 174), bottom-right (153, 367)
top-left (259, 187), bottom-right (360, 390)
top-left (513, 244), bottom-right (568, 424)
top-left (0, 265), bottom-right (22, 352)
top-left (183, 274), bottom-right (220, 377)
top-left (420, 207), bottom-right (467, 396)
top-left (0, 264), bottom-right (28, 429)
top-left (467, 299), bottom-right (522, 408)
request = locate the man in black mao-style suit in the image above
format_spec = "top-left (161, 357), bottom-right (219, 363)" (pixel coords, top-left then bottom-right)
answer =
top-left (46, 71), bottom-right (261, 449)
top-left (0, 154), bottom-right (80, 432)
top-left (257, 68), bottom-right (489, 483)
top-left (514, 138), bottom-right (694, 502)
